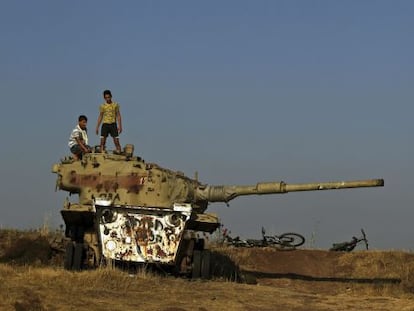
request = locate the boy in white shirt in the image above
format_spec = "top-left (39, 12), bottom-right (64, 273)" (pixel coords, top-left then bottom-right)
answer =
top-left (68, 115), bottom-right (92, 160)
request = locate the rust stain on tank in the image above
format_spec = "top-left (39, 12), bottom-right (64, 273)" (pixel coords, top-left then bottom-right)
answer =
top-left (67, 172), bottom-right (147, 192)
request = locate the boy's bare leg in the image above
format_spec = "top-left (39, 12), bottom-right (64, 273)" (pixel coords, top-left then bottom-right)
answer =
top-left (114, 137), bottom-right (121, 153)
top-left (100, 137), bottom-right (106, 153)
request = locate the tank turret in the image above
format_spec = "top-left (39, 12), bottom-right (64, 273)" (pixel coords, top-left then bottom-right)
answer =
top-left (52, 144), bottom-right (384, 278)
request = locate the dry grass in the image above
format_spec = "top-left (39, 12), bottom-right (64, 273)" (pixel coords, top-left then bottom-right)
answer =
top-left (1, 229), bottom-right (414, 310)
top-left (0, 264), bottom-right (276, 311)
top-left (1, 264), bottom-right (414, 311)
top-left (335, 250), bottom-right (414, 296)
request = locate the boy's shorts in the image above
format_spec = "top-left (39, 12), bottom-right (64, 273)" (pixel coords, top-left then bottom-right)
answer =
top-left (70, 145), bottom-right (82, 154)
top-left (70, 144), bottom-right (91, 155)
top-left (70, 144), bottom-right (82, 155)
top-left (101, 123), bottom-right (119, 138)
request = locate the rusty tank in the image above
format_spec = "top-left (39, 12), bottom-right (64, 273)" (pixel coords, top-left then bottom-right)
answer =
top-left (52, 144), bottom-right (384, 278)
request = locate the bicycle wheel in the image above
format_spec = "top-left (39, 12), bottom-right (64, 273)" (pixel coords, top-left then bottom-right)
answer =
top-left (278, 233), bottom-right (305, 247)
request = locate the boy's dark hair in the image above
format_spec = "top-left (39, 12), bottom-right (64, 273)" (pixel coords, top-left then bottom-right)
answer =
top-left (78, 115), bottom-right (88, 122)
top-left (103, 89), bottom-right (112, 97)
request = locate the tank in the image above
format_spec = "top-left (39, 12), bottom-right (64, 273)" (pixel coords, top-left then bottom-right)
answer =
top-left (52, 144), bottom-right (384, 277)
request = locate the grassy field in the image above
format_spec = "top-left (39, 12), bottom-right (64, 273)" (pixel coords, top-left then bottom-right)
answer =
top-left (1, 229), bottom-right (414, 311)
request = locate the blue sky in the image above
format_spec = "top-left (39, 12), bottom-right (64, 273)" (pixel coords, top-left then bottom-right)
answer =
top-left (0, 1), bottom-right (412, 249)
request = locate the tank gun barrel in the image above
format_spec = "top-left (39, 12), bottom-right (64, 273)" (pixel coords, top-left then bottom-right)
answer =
top-left (196, 178), bottom-right (384, 203)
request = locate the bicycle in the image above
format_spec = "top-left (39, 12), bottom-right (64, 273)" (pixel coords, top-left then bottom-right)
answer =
top-left (224, 227), bottom-right (305, 249)
top-left (261, 227), bottom-right (305, 248)
top-left (329, 228), bottom-right (369, 252)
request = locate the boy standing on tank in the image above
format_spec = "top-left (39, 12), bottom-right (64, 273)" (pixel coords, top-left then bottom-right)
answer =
top-left (69, 115), bottom-right (92, 160)
top-left (95, 89), bottom-right (122, 153)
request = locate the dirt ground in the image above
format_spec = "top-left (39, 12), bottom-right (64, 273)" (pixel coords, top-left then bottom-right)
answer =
top-left (220, 247), bottom-right (413, 288)
top-left (1, 230), bottom-right (414, 310)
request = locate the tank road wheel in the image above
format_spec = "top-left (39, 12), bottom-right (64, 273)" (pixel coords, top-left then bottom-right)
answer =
top-left (68, 226), bottom-right (84, 242)
top-left (72, 242), bottom-right (84, 270)
top-left (85, 245), bottom-right (99, 269)
top-left (201, 250), bottom-right (211, 280)
top-left (191, 250), bottom-right (202, 279)
top-left (64, 242), bottom-right (74, 270)
top-left (195, 239), bottom-right (205, 251)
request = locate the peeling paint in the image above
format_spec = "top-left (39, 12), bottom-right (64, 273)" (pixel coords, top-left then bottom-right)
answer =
top-left (97, 204), bottom-right (192, 263)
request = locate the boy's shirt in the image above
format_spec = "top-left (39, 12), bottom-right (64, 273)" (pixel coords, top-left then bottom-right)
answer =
top-left (68, 125), bottom-right (88, 148)
top-left (100, 102), bottom-right (120, 124)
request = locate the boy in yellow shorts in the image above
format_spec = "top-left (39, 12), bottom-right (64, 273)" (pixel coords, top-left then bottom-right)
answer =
top-left (95, 89), bottom-right (122, 153)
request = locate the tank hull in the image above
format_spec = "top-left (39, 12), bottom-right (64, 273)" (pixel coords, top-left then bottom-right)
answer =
top-left (60, 200), bottom-right (218, 276)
